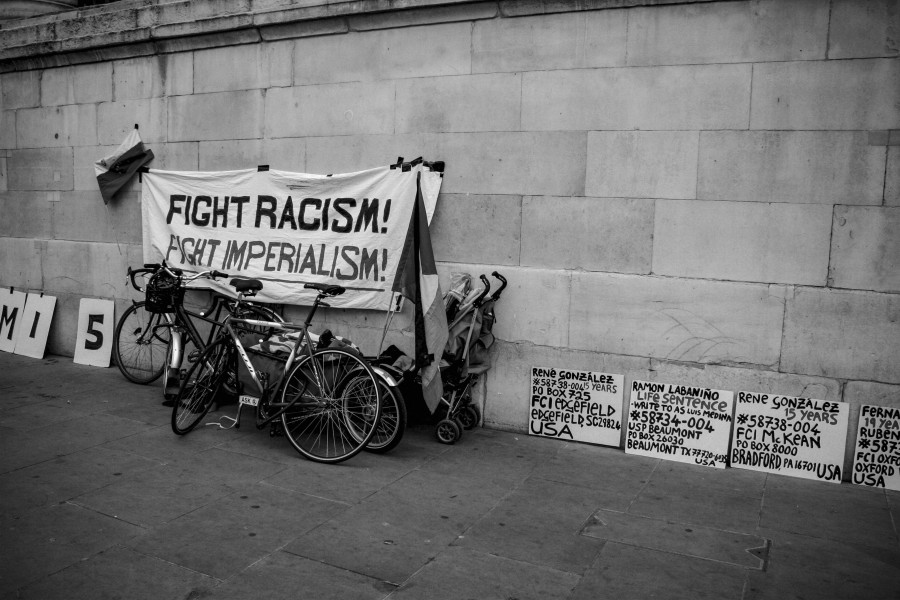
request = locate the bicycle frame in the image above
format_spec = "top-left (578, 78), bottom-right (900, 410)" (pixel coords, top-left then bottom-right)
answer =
top-left (208, 302), bottom-right (324, 431)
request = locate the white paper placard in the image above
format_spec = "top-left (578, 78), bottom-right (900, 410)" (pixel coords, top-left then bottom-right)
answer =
top-left (0, 289), bottom-right (28, 354)
top-left (15, 293), bottom-right (57, 358)
top-left (529, 367), bottom-right (623, 446)
top-left (852, 404), bottom-right (900, 491)
top-left (730, 392), bottom-right (848, 483)
top-left (73, 298), bottom-right (115, 367)
top-left (625, 380), bottom-right (734, 468)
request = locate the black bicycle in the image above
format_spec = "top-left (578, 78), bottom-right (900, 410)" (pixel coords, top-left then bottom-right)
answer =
top-left (176, 278), bottom-right (382, 464)
top-left (113, 262), bottom-right (282, 397)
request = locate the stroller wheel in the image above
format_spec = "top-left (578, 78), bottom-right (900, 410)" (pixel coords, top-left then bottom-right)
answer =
top-left (458, 405), bottom-right (480, 430)
top-left (435, 418), bottom-right (461, 445)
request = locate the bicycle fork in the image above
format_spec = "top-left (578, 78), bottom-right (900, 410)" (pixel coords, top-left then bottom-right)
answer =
top-left (164, 324), bottom-right (185, 399)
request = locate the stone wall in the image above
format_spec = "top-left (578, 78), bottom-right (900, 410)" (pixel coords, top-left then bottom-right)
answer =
top-left (1, 0), bottom-right (898, 472)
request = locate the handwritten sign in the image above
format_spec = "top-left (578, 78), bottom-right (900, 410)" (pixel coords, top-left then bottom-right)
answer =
top-left (852, 404), bottom-right (900, 491)
top-left (529, 367), bottom-right (623, 446)
top-left (625, 380), bottom-right (734, 468)
top-left (15, 293), bottom-right (57, 359)
top-left (0, 289), bottom-right (28, 354)
top-left (730, 392), bottom-right (848, 483)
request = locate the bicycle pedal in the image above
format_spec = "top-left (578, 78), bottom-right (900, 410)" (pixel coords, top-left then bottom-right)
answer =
top-left (269, 422), bottom-right (284, 438)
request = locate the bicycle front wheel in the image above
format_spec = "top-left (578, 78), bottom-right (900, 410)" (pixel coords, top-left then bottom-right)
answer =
top-left (113, 301), bottom-right (171, 384)
top-left (172, 338), bottom-right (232, 435)
top-left (280, 349), bottom-right (382, 463)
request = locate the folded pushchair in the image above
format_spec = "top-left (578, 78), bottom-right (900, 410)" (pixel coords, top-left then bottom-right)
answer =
top-left (434, 271), bottom-right (507, 444)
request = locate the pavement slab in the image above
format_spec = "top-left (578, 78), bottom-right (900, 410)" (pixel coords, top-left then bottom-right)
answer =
top-left (1, 352), bottom-right (899, 599)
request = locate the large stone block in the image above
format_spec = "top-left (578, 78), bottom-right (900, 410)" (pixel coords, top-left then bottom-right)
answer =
top-left (16, 105), bottom-right (97, 148)
top-left (521, 196), bottom-right (653, 273)
top-left (40, 240), bottom-right (133, 298)
top-left (1, 71), bottom-right (40, 109)
top-left (649, 360), bottom-right (842, 402)
top-left (292, 22), bottom-right (472, 85)
top-left (431, 194), bottom-right (521, 266)
top-left (472, 9), bottom-right (627, 73)
top-left (97, 98), bottom-right (167, 144)
top-left (436, 263), bottom-right (571, 348)
top-left (7, 148), bottom-right (74, 191)
top-left (569, 273), bottom-right (786, 367)
top-left (40, 63), bottom-right (113, 105)
top-left (482, 340), bottom-right (650, 433)
top-left (434, 131), bottom-right (587, 196)
top-left (653, 200), bottom-right (832, 285)
top-left (0, 110), bottom-right (15, 150)
top-left (698, 131), bottom-right (885, 204)
top-left (0, 237), bottom-right (43, 290)
top-left (168, 90), bottom-right (264, 141)
top-left (304, 133), bottom-right (427, 175)
top-left (627, 0), bottom-right (828, 66)
top-left (829, 206), bottom-right (900, 293)
top-left (829, 0), bottom-right (900, 59)
top-left (198, 139), bottom-right (265, 170)
top-left (265, 82), bottom-right (394, 138)
top-left (0, 191), bottom-right (55, 239)
top-left (585, 131), bottom-right (698, 199)
top-left (395, 73), bottom-right (521, 133)
top-left (887, 147), bottom-right (900, 206)
top-left (522, 64), bottom-right (750, 131)
top-left (262, 138), bottom-right (306, 172)
top-left (751, 58), bottom-right (900, 130)
top-left (194, 41), bottom-right (293, 93)
top-left (782, 287), bottom-right (900, 384)
top-left (151, 142), bottom-right (200, 170)
top-left (113, 56), bottom-right (165, 100)
top-left (50, 191), bottom-right (143, 245)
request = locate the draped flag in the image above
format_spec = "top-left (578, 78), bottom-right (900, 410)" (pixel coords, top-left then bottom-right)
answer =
top-left (94, 128), bottom-right (154, 204)
top-left (391, 172), bottom-right (449, 412)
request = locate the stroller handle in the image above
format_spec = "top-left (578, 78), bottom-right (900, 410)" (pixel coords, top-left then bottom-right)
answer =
top-left (473, 274), bottom-right (491, 307)
top-left (490, 271), bottom-right (507, 301)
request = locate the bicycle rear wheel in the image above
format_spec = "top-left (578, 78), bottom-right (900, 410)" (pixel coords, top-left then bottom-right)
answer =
top-left (172, 338), bottom-right (231, 435)
top-left (365, 380), bottom-right (406, 454)
top-left (113, 301), bottom-right (171, 384)
top-left (280, 348), bottom-right (382, 463)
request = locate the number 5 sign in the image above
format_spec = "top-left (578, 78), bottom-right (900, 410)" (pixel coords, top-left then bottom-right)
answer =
top-left (74, 298), bottom-right (115, 367)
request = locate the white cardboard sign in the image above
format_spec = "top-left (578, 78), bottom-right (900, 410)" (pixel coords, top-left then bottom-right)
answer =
top-left (529, 367), bottom-right (623, 446)
top-left (74, 298), bottom-right (115, 367)
top-left (15, 293), bottom-right (57, 359)
top-left (730, 392), bottom-right (848, 483)
top-left (625, 380), bottom-right (734, 468)
top-left (852, 404), bottom-right (900, 491)
top-left (0, 289), bottom-right (28, 354)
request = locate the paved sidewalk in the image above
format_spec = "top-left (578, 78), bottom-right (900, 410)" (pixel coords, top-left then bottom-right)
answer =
top-left (0, 352), bottom-right (898, 599)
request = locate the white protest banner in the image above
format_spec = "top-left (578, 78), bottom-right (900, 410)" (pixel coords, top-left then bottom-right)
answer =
top-left (529, 367), bottom-right (623, 446)
top-left (730, 392), bottom-right (848, 483)
top-left (625, 380), bottom-right (734, 468)
top-left (15, 293), bottom-right (57, 359)
top-left (852, 404), bottom-right (900, 491)
top-left (73, 298), bottom-right (115, 367)
top-left (142, 164), bottom-right (442, 309)
top-left (0, 289), bottom-right (27, 354)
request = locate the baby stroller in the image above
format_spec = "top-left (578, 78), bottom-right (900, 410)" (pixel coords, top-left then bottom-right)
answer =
top-left (434, 271), bottom-right (507, 444)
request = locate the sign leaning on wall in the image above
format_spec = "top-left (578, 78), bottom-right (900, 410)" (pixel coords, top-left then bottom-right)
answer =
top-left (529, 367), bottom-right (624, 446)
top-left (625, 380), bottom-right (734, 468)
top-left (730, 392), bottom-right (849, 483)
top-left (852, 404), bottom-right (900, 491)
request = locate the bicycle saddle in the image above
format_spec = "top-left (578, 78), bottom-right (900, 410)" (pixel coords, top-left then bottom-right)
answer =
top-left (230, 278), bottom-right (263, 294)
top-left (304, 282), bottom-right (346, 296)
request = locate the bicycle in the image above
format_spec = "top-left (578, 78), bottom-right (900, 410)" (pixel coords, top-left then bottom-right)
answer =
top-left (173, 278), bottom-right (383, 464)
top-left (113, 262), bottom-right (282, 398)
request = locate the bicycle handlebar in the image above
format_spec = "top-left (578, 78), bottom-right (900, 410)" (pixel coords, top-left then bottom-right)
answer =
top-left (127, 262), bottom-right (229, 292)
